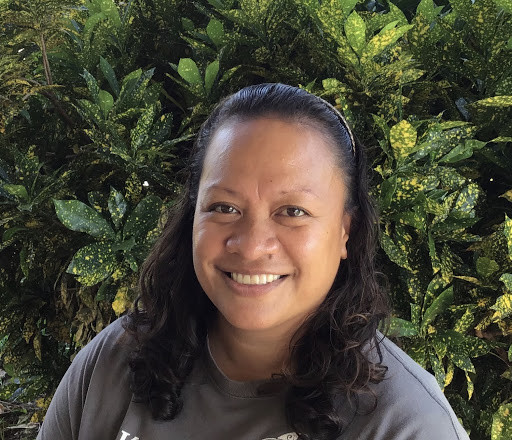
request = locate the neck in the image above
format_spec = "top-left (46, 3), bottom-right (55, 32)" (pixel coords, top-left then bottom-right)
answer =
top-left (208, 317), bottom-right (298, 382)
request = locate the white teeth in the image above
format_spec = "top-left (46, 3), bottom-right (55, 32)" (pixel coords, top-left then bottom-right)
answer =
top-left (230, 272), bottom-right (282, 285)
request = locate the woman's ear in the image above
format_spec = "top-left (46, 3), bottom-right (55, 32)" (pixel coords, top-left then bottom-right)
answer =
top-left (340, 213), bottom-right (351, 260)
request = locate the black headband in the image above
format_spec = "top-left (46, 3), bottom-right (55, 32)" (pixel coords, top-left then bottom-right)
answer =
top-left (317, 97), bottom-right (356, 157)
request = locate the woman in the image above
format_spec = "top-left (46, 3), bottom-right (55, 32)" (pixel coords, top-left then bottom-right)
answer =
top-left (37, 83), bottom-right (469, 440)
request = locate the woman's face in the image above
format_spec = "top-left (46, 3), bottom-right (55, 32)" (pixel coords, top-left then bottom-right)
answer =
top-left (192, 117), bottom-right (351, 336)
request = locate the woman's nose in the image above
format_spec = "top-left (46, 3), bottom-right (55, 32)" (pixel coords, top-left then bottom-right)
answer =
top-left (225, 217), bottom-right (279, 260)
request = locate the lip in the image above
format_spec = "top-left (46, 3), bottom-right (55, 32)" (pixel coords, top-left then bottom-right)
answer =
top-left (221, 270), bottom-right (287, 297)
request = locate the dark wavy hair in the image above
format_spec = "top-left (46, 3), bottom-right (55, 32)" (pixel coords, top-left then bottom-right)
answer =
top-left (125, 83), bottom-right (389, 440)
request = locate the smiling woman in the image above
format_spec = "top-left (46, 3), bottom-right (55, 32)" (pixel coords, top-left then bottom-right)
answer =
top-left (37, 84), bottom-right (470, 440)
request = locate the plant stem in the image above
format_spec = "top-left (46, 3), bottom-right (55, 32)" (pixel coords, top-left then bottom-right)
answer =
top-left (40, 33), bottom-right (53, 86)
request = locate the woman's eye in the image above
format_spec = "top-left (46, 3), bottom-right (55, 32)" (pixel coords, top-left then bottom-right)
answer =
top-left (211, 204), bottom-right (238, 214)
top-left (281, 207), bottom-right (307, 217)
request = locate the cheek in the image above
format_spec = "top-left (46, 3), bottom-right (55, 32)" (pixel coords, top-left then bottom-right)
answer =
top-left (192, 219), bottom-right (225, 271)
top-left (287, 228), bottom-right (330, 267)
top-left (192, 219), bottom-right (211, 270)
top-left (292, 226), bottom-right (343, 277)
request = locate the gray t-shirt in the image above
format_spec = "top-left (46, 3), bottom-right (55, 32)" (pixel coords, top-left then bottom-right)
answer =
top-left (37, 317), bottom-right (470, 440)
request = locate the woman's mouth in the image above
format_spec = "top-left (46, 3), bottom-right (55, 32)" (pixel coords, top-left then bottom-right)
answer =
top-left (227, 272), bottom-right (285, 285)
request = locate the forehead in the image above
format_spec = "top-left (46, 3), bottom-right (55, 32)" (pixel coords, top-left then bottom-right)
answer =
top-left (199, 117), bottom-right (345, 195)
top-left (205, 116), bottom-right (338, 166)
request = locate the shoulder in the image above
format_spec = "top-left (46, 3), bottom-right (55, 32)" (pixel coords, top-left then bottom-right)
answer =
top-left (339, 334), bottom-right (470, 440)
top-left (377, 335), bottom-right (451, 408)
top-left (36, 316), bottom-right (134, 440)
top-left (71, 316), bottom-right (132, 375)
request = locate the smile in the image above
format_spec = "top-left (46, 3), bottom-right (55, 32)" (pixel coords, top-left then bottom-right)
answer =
top-left (230, 273), bottom-right (283, 285)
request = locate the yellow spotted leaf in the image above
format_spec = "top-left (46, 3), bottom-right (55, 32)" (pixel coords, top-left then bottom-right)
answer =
top-left (444, 360), bottom-right (455, 388)
top-left (504, 215), bottom-right (512, 259)
top-left (390, 120), bottom-right (417, 160)
top-left (33, 333), bottom-right (42, 361)
top-left (362, 24), bottom-right (413, 61)
top-left (345, 11), bottom-right (366, 56)
top-left (67, 242), bottom-right (118, 286)
top-left (473, 95), bottom-right (512, 107)
top-left (492, 403), bottom-right (512, 440)
top-left (500, 189), bottom-right (512, 203)
top-left (500, 274), bottom-right (512, 292)
top-left (491, 292), bottom-right (512, 322)
top-left (177, 58), bottom-right (202, 86)
top-left (465, 371), bottom-right (474, 400)
top-left (112, 287), bottom-right (133, 316)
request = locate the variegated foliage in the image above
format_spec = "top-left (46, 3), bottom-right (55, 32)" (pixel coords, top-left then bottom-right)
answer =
top-left (0, 0), bottom-right (511, 438)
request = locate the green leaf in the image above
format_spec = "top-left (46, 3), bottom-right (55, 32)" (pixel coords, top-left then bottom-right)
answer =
top-left (500, 273), bottom-right (512, 292)
top-left (504, 215), bottom-right (512, 258)
top-left (54, 200), bottom-right (115, 239)
top-left (206, 19), bottom-right (225, 47)
top-left (123, 195), bottom-right (162, 242)
top-left (87, 191), bottom-right (107, 213)
top-left (429, 352), bottom-right (446, 390)
top-left (453, 183), bottom-right (481, 215)
top-left (2, 226), bottom-right (27, 242)
top-left (454, 308), bottom-right (474, 334)
top-left (500, 189), bottom-right (512, 203)
top-left (380, 233), bottom-right (410, 270)
top-left (490, 293), bottom-right (512, 322)
top-left (368, 4), bottom-right (408, 33)
top-left (98, 0), bottom-right (122, 28)
top-left (67, 242), bottom-right (118, 286)
top-left (115, 68), bottom-right (143, 113)
top-left (131, 105), bottom-right (156, 152)
top-left (491, 403), bottom-right (512, 440)
top-left (428, 232), bottom-right (441, 273)
top-left (177, 58), bottom-right (203, 86)
top-left (2, 184), bottom-right (28, 201)
top-left (81, 69), bottom-right (100, 104)
top-left (491, 136), bottom-right (512, 143)
top-left (379, 176), bottom-right (396, 211)
top-left (476, 257), bottom-right (500, 278)
top-left (112, 237), bottom-right (136, 252)
top-left (495, 0), bottom-right (512, 14)
top-left (98, 90), bottom-right (114, 118)
top-left (465, 371), bottom-right (474, 399)
top-left (372, 113), bottom-right (390, 142)
top-left (407, 341), bottom-right (427, 367)
top-left (432, 333), bottom-right (448, 359)
top-left (440, 140), bottom-right (486, 163)
top-left (83, 11), bottom-right (108, 47)
top-left (361, 24), bottom-right (413, 61)
top-left (473, 96), bottom-right (512, 107)
top-left (181, 17), bottom-right (195, 31)
top-left (108, 187), bottom-right (127, 230)
top-left (204, 60), bottom-right (220, 95)
top-left (388, 317), bottom-right (418, 337)
top-left (389, 120), bottom-right (417, 160)
top-left (417, 0), bottom-right (438, 21)
top-left (125, 252), bottom-right (138, 272)
top-left (340, 0), bottom-right (358, 17)
top-left (76, 100), bottom-right (103, 127)
top-left (421, 286), bottom-right (454, 332)
top-left (99, 56), bottom-right (120, 97)
top-left (447, 351), bottom-right (475, 374)
top-left (345, 11), bottom-right (366, 57)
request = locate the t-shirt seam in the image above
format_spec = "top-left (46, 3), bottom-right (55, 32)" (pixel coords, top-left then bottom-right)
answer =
top-left (204, 366), bottom-right (283, 400)
top-left (381, 338), bottom-right (464, 439)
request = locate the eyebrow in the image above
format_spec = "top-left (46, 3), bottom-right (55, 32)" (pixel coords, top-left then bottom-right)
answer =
top-left (205, 184), bottom-right (321, 199)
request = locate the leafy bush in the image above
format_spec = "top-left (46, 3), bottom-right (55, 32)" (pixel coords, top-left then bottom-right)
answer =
top-left (0, 0), bottom-right (511, 438)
